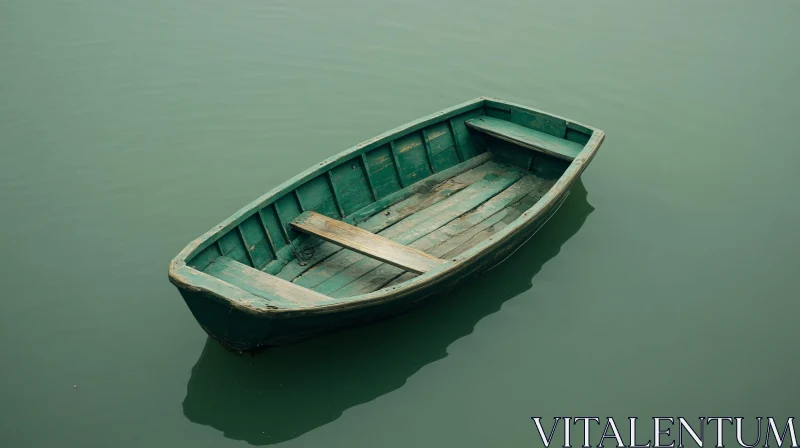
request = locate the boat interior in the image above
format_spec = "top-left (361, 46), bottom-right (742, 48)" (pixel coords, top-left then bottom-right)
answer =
top-left (185, 102), bottom-right (595, 308)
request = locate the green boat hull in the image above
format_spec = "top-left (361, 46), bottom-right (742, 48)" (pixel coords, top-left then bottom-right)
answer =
top-left (169, 97), bottom-right (604, 351)
top-left (176, 191), bottom-right (567, 350)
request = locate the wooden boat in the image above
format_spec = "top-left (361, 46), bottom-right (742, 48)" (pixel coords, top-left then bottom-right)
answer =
top-left (169, 97), bottom-right (604, 350)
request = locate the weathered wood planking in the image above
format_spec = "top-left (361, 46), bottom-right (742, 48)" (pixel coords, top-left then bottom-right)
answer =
top-left (275, 157), bottom-right (500, 281)
top-left (425, 122), bottom-right (460, 172)
top-left (347, 151), bottom-right (491, 224)
top-left (294, 167), bottom-right (523, 291)
top-left (326, 175), bottom-right (547, 297)
top-left (381, 180), bottom-right (555, 291)
top-left (393, 132), bottom-right (432, 186)
top-left (466, 116), bottom-right (584, 161)
top-left (291, 212), bottom-right (445, 274)
top-left (262, 153), bottom-right (493, 277)
top-left (300, 166), bottom-right (524, 293)
top-left (204, 256), bottom-right (331, 307)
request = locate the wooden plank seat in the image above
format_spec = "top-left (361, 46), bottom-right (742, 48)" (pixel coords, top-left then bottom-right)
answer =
top-left (284, 162), bottom-right (525, 295)
top-left (291, 211), bottom-right (446, 274)
top-left (205, 256), bottom-right (331, 306)
top-left (465, 116), bottom-right (584, 161)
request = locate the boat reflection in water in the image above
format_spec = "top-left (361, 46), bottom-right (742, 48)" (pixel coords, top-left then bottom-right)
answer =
top-left (182, 180), bottom-right (594, 445)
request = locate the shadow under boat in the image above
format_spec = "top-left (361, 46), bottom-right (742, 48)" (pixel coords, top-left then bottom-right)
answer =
top-left (181, 180), bottom-right (595, 446)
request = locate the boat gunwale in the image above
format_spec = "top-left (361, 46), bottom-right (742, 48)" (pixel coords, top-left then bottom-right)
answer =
top-left (168, 97), bottom-right (604, 316)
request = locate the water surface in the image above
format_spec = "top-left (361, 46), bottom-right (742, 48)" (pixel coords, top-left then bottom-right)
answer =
top-left (1, 1), bottom-right (798, 446)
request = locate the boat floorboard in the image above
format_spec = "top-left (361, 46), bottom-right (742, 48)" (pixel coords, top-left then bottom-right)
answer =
top-left (276, 158), bottom-right (557, 299)
top-left (273, 156), bottom-right (500, 282)
top-left (381, 180), bottom-right (553, 290)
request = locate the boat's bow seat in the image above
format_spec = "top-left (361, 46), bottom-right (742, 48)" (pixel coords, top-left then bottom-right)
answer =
top-left (465, 116), bottom-right (584, 161)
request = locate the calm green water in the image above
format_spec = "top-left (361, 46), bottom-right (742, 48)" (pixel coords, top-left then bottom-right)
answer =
top-left (2, 1), bottom-right (799, 446)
